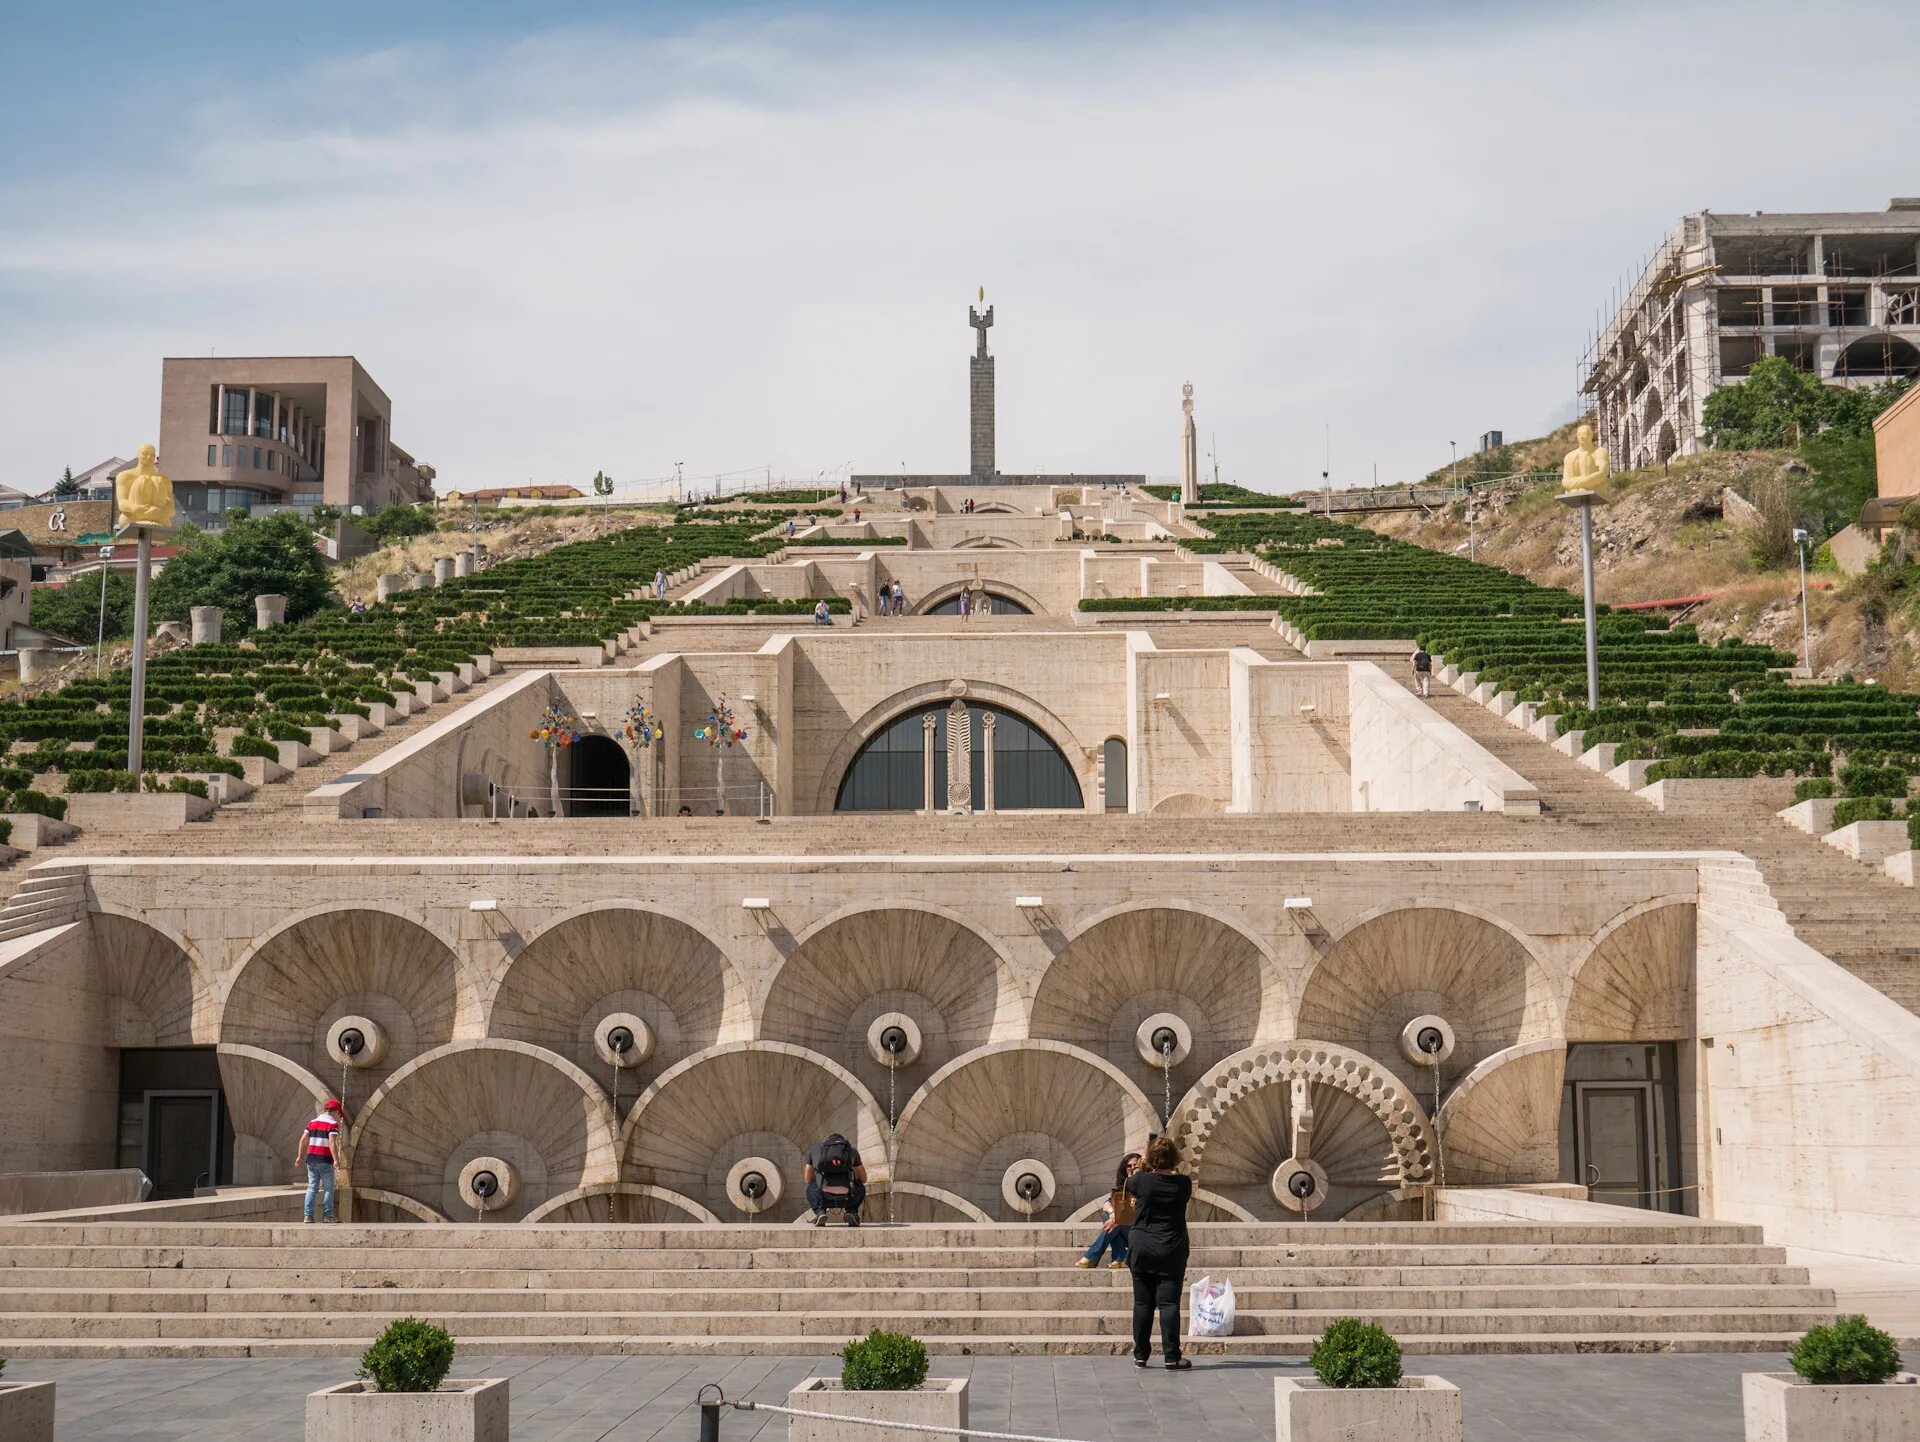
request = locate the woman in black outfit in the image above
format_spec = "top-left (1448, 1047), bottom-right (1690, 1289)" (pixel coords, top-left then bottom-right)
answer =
top-left (1124, 1135), bottom-right (1193, 1368)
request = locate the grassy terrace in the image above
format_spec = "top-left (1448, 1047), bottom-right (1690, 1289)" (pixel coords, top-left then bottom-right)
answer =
top-left (1142, 482), bottom-right (1303, 508)
top-left (1190, 509), bottom-right (1920, 791)
top-left (0, 514), bottom-right (822, 810)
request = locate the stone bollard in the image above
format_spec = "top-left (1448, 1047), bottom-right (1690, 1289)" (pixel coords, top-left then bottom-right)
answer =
top-left (433, 556), bottom-right (456, 585)
top-left (454, 553), bottom-right (475, 577)
top-left (154, 621), bottom-right (190, 644)
top-left (408, 571), bottom-right (432, 590)
top-left (374, 574), bottom-right (404, 602)
top-left (190, 606), bottom-right (222, 644)
top-left (17, 647), bottom-right (55, 684)
top-left (254, 594), bottom-right (288, 629)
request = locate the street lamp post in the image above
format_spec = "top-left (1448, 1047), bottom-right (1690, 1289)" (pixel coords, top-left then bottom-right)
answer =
top-left (1793, 527), bottom-right (1813, 676)
top-left (1557, 490), bottom-right (1603, 711)
top-left (93, 544), bottom-right (114, 678)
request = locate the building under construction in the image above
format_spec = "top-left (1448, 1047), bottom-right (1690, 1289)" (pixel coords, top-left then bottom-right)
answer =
top-left (1581, 200), bottom-right (1920, 470)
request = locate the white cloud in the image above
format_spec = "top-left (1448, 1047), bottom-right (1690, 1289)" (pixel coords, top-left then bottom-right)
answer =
top-left (1, 1), bottom-right (1916, 494)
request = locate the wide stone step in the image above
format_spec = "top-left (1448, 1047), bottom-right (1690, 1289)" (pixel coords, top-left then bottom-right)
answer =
top-left (0, 1304), bottom-right (1834, 1340)
top-left (0, 1282), bottom-right (1831, 1314)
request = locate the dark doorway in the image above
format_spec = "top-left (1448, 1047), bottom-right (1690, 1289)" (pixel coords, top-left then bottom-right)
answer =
top-left (567, 734), bottom-right (632, 817)
top-left (118, 1048), bottom-right (232, 1200)
top-left (1558, 1042), bottom-right (1683, 1213)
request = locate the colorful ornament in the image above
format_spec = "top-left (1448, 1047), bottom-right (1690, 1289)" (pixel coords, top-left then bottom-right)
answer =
top-left (698, 697), bottom-right (747, 748)
top-left (530, 703), bottom-right (585, 751)
top-left (623, 700), bottom-right (662, 748)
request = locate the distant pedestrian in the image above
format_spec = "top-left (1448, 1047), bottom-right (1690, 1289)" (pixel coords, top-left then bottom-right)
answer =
top-left (1126, 1135), bottom-right (1193, 1368)
top-left (891, 581), bottom-right (905, 614)
top-left (1411, 644), bottom-right (1432, 698)
top-left (812, 599), bottom-right (831, 625)
top-left (785, 518), bottom-right (797, 538)
top-left (653, 569), bottom-right (667, 600)
top-left (1078, 1152), bottom-right (1142, 1270)
top-left (875, 584), bottom-right (890, 617)
top-left (839, 486), bottom-right (847, 504)
top-left (853, 507), bottom-right (862, 523)
top-left (957, 589), bottom-right (972, 619)
top-left (298, 1098), bottom-right (344, 1224)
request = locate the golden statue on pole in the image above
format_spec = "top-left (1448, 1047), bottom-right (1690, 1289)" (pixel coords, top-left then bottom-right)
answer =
top-left (1559, 423), bottom-right (1610, 495)
top-left (114, 444), bottom-right (177, 530)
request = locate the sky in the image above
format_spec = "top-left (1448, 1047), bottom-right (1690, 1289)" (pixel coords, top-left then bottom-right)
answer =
top-left (2, 0), bottom-right (1917, 497)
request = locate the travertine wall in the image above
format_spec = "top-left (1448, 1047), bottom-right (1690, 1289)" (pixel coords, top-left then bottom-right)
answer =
top-left (0, 923), bottom-right (118, 1174)
top-left (1348, 665), bottom-right (1540, 814)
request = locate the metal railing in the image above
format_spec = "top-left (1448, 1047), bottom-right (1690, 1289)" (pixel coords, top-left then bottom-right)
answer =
top-left (483, 781), bottom-right (775, 820)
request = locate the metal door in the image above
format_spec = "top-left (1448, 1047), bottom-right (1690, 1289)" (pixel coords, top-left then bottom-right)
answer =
top-left (1574, 1082), bottom-right (1655, 1209)
top-left (143, 1090), bottom-right (220, 1201)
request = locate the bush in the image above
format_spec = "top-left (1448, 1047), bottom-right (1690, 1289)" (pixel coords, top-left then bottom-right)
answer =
top-left (1794, 777), bottom-right (1836, 802)
top-left (0, 817), bottom-right (12, 847)
top-left (31, 569), bottom-right (138, 643)
top-left (1309, 1318), bottom-right (1403, 1389)
top-left (1910, 813), bottom-right (1920, 851)
top-left (228, 734), bottom-right (280, 760)
top-left (840, 1329), bottom-right (930, 1391)
top-left (1838, 763), bottom-right (1909, 799)
top-left (8, 789), bottom-right (67, 820)
top-left (362, 504), bottom-right (438, 542)
top-left (1789, 1314), bottom-right (1902, 1386)
top-left (1833, 795), bottom-right (1902, 828)
top-left (67, 769), bottom-right (137, 794)
top-left (358, 1317), bottom-right (456, 1394)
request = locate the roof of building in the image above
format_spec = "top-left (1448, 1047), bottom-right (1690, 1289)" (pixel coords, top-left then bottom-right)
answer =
top-left (445, 485), bottom-right (585, 501)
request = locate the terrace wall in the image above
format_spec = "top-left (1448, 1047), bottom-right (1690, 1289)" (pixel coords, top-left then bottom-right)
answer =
top-left (0, 924), bottom-right (117, 1174)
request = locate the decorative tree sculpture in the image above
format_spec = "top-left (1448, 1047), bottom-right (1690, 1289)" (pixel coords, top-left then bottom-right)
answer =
top-left (622, 699), bottom-right (662, 816)
top-left (693, 696), bottom-right (748, 815)
top-left (530, 702), bottom-right (584, 816)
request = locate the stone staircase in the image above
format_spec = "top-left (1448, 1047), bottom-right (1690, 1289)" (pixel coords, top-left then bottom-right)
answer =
top-left (0, 1219), bottom-right (1834, 1358)
top-left (0, 863), bottom-right (88, 943)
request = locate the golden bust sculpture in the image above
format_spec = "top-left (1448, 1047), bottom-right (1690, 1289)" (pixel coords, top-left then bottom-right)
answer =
top-left (1560, 423), bottom-right (1610, 494)
top-left (114, 444), bottom-right (176, 529)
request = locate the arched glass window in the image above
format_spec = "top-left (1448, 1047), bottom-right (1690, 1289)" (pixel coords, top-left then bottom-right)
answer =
top-left (927, 592), bottom-right (1033, 616)
top-left (835, 703), bottom-right (1082, 812)
top-left (1102, 737), bottom-right (1128, 812)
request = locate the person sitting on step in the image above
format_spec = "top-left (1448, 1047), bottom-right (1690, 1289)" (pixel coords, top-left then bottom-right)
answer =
top-left (805, 1132), bottom-right (867, 1227)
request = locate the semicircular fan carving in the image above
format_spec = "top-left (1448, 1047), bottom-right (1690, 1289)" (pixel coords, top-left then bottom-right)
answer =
top-left (347, 1039), bottom-right (618, 1223)
top-left (759, 909), bottom-right (1018, 1112)
top-left (94, 913), bottom-right (203, 1047)
top-left (621, 1041), bottom-right (888, 1223)
top-left (488, 906), bottom-right (741, 1102)
top-left (1030, 907), bottom-right (1278, 1108)
top-left (891, 1041), bottom-right (1158, 1222)
top-left (1298, 906), bottom-right (1552, 1092)
top-left (524, 1183), bottom-right (718, 1224)
top-left (217, 1043), bottom-right (330, 1187)
top-left (1566, 904), bottom-right (1695, 1041)
top-left (221, 909), bottom-right (458, 1098)
top-left (1435, 1041), bottom-right (1567, 1187)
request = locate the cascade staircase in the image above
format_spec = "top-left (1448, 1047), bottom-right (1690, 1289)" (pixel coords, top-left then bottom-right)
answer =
top-left (0, 1219), bottom-right (1833, 1359)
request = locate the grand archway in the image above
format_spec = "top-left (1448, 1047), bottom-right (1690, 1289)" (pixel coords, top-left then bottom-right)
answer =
top-left (565, 735), bottom-right (631, 817)
top-left (834, 701), bottom-right (1082, 812)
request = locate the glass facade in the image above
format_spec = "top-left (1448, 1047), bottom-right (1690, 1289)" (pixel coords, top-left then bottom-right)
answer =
top-left (928, 592), bottom-right (1032, 616)
top-left (1557, 1042), bottom-right (1684, 1214)
top-left (835, 703), bottom-right (1081, 812)
top-left (221, 389), bottom-right (249, 436)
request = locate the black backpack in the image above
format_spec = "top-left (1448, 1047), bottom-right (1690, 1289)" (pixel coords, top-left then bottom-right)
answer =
top-left (817, 1136), bottom-right (854, 1186)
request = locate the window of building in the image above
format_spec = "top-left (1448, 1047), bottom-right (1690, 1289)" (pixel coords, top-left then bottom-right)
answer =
top-left (1103, 737), bottom-right (1128, 811)
top-left (928, 591), bottom-right (1033, 616)
top-left (222, 389), bottom-right (249, 436)
top-left (207, 445), bottom-right (216, 466)
top-left (252, 447), bottom-right (262, 469)
top-left (221, 444), bottom-right (232, 467)
top-left (834, 702), bottom-right (1081, 812)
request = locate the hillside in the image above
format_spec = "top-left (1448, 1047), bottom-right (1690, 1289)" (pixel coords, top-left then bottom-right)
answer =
top-left (1360, 444), bottom-right (1920, 690)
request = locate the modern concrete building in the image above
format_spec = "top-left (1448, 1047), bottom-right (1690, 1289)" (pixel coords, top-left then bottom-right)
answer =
top-left (157, 356), bottom-right (435, 516)
top-left (1867, 378), bottom-right (1920, 528)
top-left (1581, 200), bottom-right (1920, 470)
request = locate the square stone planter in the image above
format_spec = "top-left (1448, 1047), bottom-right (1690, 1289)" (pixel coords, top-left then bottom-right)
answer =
top-left (307, 1379), bottom-right (508, 1441)
top-left (787, 1378), bottom-right (967, 1442)
top-left (1742, 1371), bottom-right (1919, 1440)
top-left (1275, 1376), bottom-right (1461, 1442)
top-left (0, 1380), bottom-right (56, 1440)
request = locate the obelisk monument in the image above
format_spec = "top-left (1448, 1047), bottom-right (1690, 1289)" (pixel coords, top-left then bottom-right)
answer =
top-left (969, 289), bottom-right (995, 480)
top-left (1180, 381), bottom-right (1199, 505)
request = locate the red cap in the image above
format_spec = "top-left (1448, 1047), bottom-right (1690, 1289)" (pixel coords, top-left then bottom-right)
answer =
top-left (323, 1098), bottom-right (342, 1110)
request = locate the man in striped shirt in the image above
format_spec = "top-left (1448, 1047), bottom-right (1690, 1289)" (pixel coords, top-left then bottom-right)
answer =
top-left (297, 1099), bottom-right (345, 1223)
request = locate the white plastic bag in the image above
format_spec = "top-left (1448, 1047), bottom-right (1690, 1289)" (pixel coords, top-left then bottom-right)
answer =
top-left (1188, 1275), bottom-right (1235, 1337)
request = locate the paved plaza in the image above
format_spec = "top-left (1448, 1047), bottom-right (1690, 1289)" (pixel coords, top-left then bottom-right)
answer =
top-left (4, 1351), bottom-right (1808, 1441)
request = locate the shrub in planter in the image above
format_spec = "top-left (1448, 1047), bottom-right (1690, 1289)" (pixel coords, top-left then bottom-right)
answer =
top-left (841, 1330), bottom-right (930, 1391)
top-left (1790, 1314), bottom-right (1902, 1385)
top-left (229, 734), bottom-right (280, 761)
top-left (0, 819), bottom-right (12, 847)
top-left (1911, 813), bottom-right (1920, 851)
top-left (1794, 777), bottom-right (1836, 803)
top-left (1832, 795), bottom-right (1902, 828)
top-left (358, 1317), bottom-right (456, 1394)
top-left (1310, 1318), bottom-right (1403, 1389)
top-left (7, 790), bottom-right (66, 821)
top-left (1838, 764), bottom-right (1909, 799)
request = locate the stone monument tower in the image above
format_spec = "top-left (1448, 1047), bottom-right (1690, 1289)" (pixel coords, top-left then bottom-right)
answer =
top-left (969, 290), bottom-right (995, 480)
top-left (1180, 381), bottom-right (1199, 505)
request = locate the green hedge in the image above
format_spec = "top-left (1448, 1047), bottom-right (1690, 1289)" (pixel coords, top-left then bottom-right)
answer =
top-left (1078, 595), bottom-right (1289, 612)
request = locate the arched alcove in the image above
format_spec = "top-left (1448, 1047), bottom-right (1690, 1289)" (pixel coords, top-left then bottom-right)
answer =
top-left (833, 701), bottom-right (1082, 812)
top-left (565, 735), bottom-right (631, 817)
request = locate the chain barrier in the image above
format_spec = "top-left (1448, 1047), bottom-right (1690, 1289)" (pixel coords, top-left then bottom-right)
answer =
top-left (697, 1386), bottom-right (1098, 1442)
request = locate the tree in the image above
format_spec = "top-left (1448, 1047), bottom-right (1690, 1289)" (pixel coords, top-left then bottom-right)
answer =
top-left (592, 471), bottom-right (614, 497)
top-left (51, 466), bottom-right (80, 501)
top-left (30, 569), bottom-right (136, 643)
top-left (150, 512), bottom-right (335, 631)
top-left (362, 504), bottom-right (436, 542)
top-left (1701, 357), bottom-right (1836, 450)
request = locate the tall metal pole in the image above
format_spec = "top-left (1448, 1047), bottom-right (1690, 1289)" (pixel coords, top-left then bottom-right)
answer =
top-left (127, 528), bottom-right (152, 776)
top-left (1578, 499), bottom-right (1599, 710)
top-left (1796, 535), bottom-right (1813, 676)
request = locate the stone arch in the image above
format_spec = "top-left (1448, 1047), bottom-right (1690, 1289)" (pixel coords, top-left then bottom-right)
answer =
top-left (813, 680), bottom-right (1091, 814)
top-left (892, 1040), bottom-right (1159, 1222)
top-left (347, 1038), bottom-right (619, 1223)
top-left (620, 1041), bottom-right (890, 1223)
top-left (1654, 419), bottom-right (1679, 465)
top-left (1832, 334), bottom-right (1920, 379)
top-left (1148, 792), bottom-right (1220, 816)
top-left (89, 910), bottom-right (210, 1047)
top-left (216, 1043), bottom-right (331, 1187)
top-left (1565, 899), bottom-right (1696, 1042)
top-left (1166, 1041), bottom-right (1435, 1206)
top-left (1065, 1186), bottom-right (1257, 1225)
top-left (760, 903), bottom-right (1023, 1106)
top-left (220, 905), bottom-right (460, 1096)
top-left (1030, 902), bottom-right (1289, 1106)
top-left (952, 534), bottom-right (1019, 549)
top-left (488, 903), bottom-right (749, 1102)
top-left (524, 1182), bottom-right (719, 1224)
top-left (912, 578), bottom-right (1047, 616)
top-left (1299, 901), bottom-right (1556, 1093)
top-left (346, 1187), bottom-right (449, 1223)
top-left (1434, 1040), bottom-right (1567, 1188)
top-left (812, 1181), bottom-right (993, 1224)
